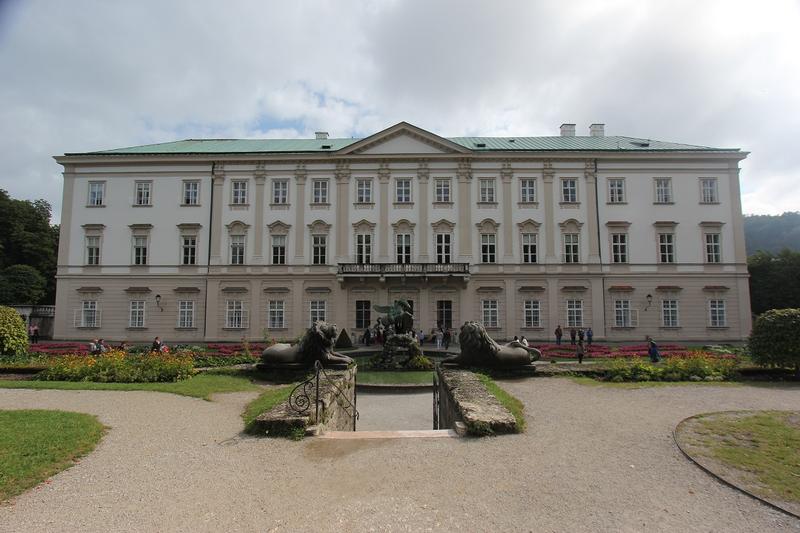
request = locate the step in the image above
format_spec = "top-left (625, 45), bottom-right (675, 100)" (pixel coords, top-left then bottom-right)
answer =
top-left (317, 429), bottom-right (460, 440)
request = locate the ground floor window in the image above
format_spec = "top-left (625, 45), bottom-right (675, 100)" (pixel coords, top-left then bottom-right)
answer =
top-left (225, 300), bottom-right (246, 329)
top-left (437, 300), bottom-right (453, 330)
top-left (523, 300), bottom-right (540, 328)
top-left (129, 300), bottom-right (145, 328)
top-left (662, 299), bottom-right (679, 327)
top-left (77, 300), bottom-right (99, 328)
top-left (481, 299), bottom-right (498, 328)
top-left (356, 300), bottom-right (371, 329)
top-left (268, 300), bottom-right (285, 329)
top-left (310, 300), bottom-right (327, 325)
top-left (178, 301), bottom-right (195, 328)
top-left (614, 299), bottom-right (634, 327)
top-left (708, 299), bottom-right (726, 327)
top-left (566, 299), bottom-right (583, 327)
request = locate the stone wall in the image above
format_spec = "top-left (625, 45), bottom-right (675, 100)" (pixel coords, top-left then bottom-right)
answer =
top-left (436, 366), bottom-right (518, 435)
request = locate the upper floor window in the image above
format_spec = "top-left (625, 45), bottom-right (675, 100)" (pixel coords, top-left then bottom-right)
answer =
top-left (182, 180), bottom-right (200, 205)
top-left (523, 300), bottom-right (541, 328)
top-left (654, 178), bottom-right (673, 204)
top-left (355, 234), bottom-right (372, 264)
top-left (312, 235), bottom-right (327, 265)
top-left (181, 236), bottom-right (197, 265)
top-left (435, 179), bottom-right (451, 202)
top-left (86, 236), bottom-right (100, 266)
top-left (395, 179), bottom-right (411, 203)
top-left (480, 234), bottom-right (496, 263)
top-left (563, 233), bottom-right (580, 263)
top-left (521, 233), bottom-right (537, 264)
top-left (658, 233), bottom-right (675, 263)
top-left (708, 299), bottom-right (726, 327)
top-left (356, 179), bottom-right (373, 203)
top-left (520, 179), bottom-right (537, 203)
top-left (479, 179), bottom-right (496, 203)
top-left (608, 178), bottom-right (625, 203)
top-left (561, 178), bottom-right (578, 203)
top-left (134, 181), bottom-right (152, 206)
top-left (230, 235), bottom-right (245, 265)
top-left (611, 233), bottom-right (628, 263)
top-left (133, 236), bottom-right (148, 265)
top-left (88, 182), bottom-right (105, 206)
top-left (481, 299), bottom-right (499, 328)
top-left (705, 233), bottom-right (721, 263)
top-left (436, 233), bottom-right (452, 264)
top-left (312, 180), bottom-right (328, 204)
top-left (396, 233), bottom-right (412, 264)
top-left (232, 180), bottom-right (248, 205)
top-left (272, 179), bottom-right (289, 204)
top-left (271, 235), bottom-right (286, 265)
top-left (700, 178), bottom-right (718, 204)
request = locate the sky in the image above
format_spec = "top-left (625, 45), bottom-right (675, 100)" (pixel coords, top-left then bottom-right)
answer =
top-left (1, 0), bottom-right (799, 223)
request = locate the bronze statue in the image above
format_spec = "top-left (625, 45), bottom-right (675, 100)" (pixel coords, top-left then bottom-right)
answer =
top-left (373, 299), bottom-right (414, 335)
top-left (260, 322), bottom-right (353, 368)
top-left (443, 321), bottom-right (541, 367)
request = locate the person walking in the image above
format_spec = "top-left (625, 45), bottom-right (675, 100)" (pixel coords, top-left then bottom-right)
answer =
top-left (569, 327), bottom-right (577, 345)
top-left (32, 325), bottom-right (39, 344)
top-left (435, 329), bottom-right (444, 350)
top-left (443, 329), bottom-right (451, 350)
top-left (647, 337), bottom-right (661, 363)
top-left (586, 327), bottom-right (593, 346)
top-left (554, 325), bottom-right (563, 345)
top-left (576, 339), bottom-right (585, 364)
top-left (578, 328), bottom-right (585, 343)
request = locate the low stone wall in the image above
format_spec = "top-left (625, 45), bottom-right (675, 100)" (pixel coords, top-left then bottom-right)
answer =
top-left (250, 366), bottom-right (357, 437)
top-left (436, 366), bottom-right (517, 435)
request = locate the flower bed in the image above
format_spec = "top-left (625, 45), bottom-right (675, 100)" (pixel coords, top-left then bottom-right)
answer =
top-left (534, 343), bottom-right (737, 360)
top-left (38, 350), bottom-right (193, 382)
top-left (27, 342), bottom-right (89, 356)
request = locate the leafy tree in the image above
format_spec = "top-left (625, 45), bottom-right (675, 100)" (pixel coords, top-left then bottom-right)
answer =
top-left (744, 211), bottom-right (800, 255)
top-left (748, 250), bottom-right (800, 314)
top-left (0, 265), bottom-right (47, 305)
top-left (0, 305), bottom-right (28, 356)
top-left (749, 308), bottom-right (800, 378)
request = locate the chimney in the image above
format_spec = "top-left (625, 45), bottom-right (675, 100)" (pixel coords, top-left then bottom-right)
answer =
top-left (560, 123), bottom-right (576, 137)
top-left (589, 124), bottom-right (605, 137)
top-left (315, 131), bottom-right (329, 140)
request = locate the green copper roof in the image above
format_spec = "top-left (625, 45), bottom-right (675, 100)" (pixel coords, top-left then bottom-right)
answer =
top-left (88, 138), bottom-right (359, 154)
top-left (449, 136), bottom-right (723, 151)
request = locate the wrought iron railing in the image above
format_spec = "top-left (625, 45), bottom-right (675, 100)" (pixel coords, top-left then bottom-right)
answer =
top-left (338, 263), bottom-right (469, 276)
top-left (288, 360), bottom-right (359, 431)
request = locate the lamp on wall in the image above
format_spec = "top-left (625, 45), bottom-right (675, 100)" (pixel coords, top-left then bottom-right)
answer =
top-left (155, 294), bottom-right (163, 312)
top-left (645, 293), bottom-right (653, 311)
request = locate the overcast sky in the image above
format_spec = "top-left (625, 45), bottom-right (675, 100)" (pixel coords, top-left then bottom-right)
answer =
top-left (1, 0), bottom-right (798, 222)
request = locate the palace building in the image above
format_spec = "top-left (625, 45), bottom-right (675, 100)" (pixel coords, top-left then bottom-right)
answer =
top-left (53, 122), bottom-right (751, 342)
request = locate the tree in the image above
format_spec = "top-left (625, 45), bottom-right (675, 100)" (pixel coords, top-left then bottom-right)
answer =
top-left (749, 308), bottom-right (800, 378)
top-left (744, 211), bottom-right (800, 255)
top-left (748, 250), bottom-right (800, 314)
top-left (0, 265), bottom-right (47, 305)
top-left (0, 305), bottom-right (28, 356)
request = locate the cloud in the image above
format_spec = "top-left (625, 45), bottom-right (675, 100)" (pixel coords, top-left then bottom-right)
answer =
top-left (0, 0), bottom-right (798, 221)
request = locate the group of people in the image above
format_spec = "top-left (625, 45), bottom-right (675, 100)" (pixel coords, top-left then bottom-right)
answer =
top-left (86, 337), bottom-right (168, 355)
top-left (553, 325), bottom-right (594, 346)
top-left (27, 324), bottom-right (40, 344)
top-left (511, 335), bottom-right (530, 347)
top-left (361, 325), bottom-right (454, 350)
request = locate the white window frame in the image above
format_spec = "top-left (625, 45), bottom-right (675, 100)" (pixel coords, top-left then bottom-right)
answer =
top-left (481, 299), bottom-right (499, 328)
top-left (312, 235), bottom-right (327, 265)
top-left (479, 179), bottom-right (496, 203)
top-left (312, 179), bottom-right (328, 204)
top-left (608, 178), bottom-right (625, 203)
top-left (611, 233), bottom-right (628, 264)
top-left (566, 299), bottom-right (583, 328)
top-left (271, 235), bottom-right (286, 265)
top-left (182, 180), bottom-right (200, 205)
top-left (356, 233), bottom-right (372, 264)
top-left (561, 179), bottom-right (578, 203)
top-left (700, 178), bottom-right (718, 204)
top-left (268, 300), bottom-right (285, 329)
top-left (705, 233), bottom-right (721, 263)
top-left (658, 233), bottom-right (675, 264)
top-left (88, 181), bottom-right (105, 206)
top-left (395, 179), bottom-right (411, 203)
top-left (661, 299), bottom-right (679, 327)
top-left (563, 233), bottom-right (580, 263)
top-left (480, 233), bottom-right (496, 263)
top-left (654, 178), bottom-right (673, 204)
top-left (230, 235), bottom-right (246, 265)
top-left (310, 300), bottom-right (327, 325)
top-left (614, 299), bottom-right (632, 328)
top-left (225, 300), bottom-right (247, 329)
top-left (79, 300), bottom-right (99, 328)
top-left (177, 300), bottom-right (195, 328)
top-left (435, 179), bottom-right (451, 203)
top-left (708, 299), bottom-right (726, 327)
top-left (396, 233), bottom-right (412, 264)
top-left (356, 179), bottom-right (373, 203)
top-left (86, 236), bottom-right (100, 266)
top-left (521, 233), bottom-right (538, 264)
top-left (523, 300), bottom-right (540, 328)
top-left (272, 179), bottom-right (289, 205)
top-left (129, 300), bottom-right (145, 328)
top-left (181, 235), bottom-right (197, 266)
top-left (231, 180), bottom-right (249, 205)
top-left (520, 178), bottom-right (537, 203)
top-left (133, 236), bottom-right (148, 265)
top-left (436, 233), bottom-right (452, 264)
top-left (134, 181), bottom-right (152, 206)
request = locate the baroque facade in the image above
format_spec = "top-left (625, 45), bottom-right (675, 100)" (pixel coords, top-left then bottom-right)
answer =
top-left (53, 122), bottom-right (751, 342)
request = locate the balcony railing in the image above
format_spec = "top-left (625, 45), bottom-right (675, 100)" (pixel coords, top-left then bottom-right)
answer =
top-left (338, 263), bottom-right (470, 276)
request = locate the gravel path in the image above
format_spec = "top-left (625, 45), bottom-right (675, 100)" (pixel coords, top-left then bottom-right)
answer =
top-left (1, 380), bottom-right (799, 532)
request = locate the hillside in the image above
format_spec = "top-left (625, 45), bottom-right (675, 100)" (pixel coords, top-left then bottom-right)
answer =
top-left (744, 212), bottom-right (800, 255)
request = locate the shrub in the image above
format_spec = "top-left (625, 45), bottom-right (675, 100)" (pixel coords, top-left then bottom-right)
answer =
top-left (335, 328), bottom-right (353, 349)
top-left (749, 308), bottom-right (800, 378)
top-left (603, 354), bottom-right (738, 382)
top-left (38, 350), bottom-right (193, 382)
top-left (0, 305), bottom-right (28, 356)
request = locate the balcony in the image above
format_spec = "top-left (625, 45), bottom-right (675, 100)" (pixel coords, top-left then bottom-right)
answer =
top-left (337, 262), bottom-right (470, 279)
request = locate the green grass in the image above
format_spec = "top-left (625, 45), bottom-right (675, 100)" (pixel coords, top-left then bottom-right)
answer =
top-left (476, 373), bottom-right (526, 432)
top-left (693, 411), bottom-right (800, 504)
top-left (242, 385), bottom-right (295, 427)
top-left (0, 409), bottom-right (106, 502)
top-left (567, 376), bottom-right (742, 389)
top-left (0, 371), bottom-right (260, 400)
top-left (357, 371), bottom-right (433, 385)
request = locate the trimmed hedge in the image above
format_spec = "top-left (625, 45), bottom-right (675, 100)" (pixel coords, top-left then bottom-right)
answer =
top-left (0, 306), bottom-right (28, 356)
top-left (749, 308), bottom-right (800, 377)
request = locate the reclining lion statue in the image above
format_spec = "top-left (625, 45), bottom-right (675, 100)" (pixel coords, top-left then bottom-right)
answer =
top-left (260, 321), bottom-right (354, 368)
top-left (443, 321), bottom-right (541, 368)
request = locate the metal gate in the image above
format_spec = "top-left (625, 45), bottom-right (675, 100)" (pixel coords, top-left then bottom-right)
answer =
top-left (432, 369), bottom-right (439, 430)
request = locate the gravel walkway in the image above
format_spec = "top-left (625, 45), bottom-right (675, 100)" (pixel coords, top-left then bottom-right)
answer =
top-left (1, 380), bottom-right (799, 532)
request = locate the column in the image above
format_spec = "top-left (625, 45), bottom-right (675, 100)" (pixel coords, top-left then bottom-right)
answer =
top-left (504, 279), bottom-right (516, 339)
top-left (543, 161), bottom-right (556, 263)
top-left (293, 164), bottom-right (307, 263)
top-left (501, 163), bottom-right (514, 260)
top-left (417, 161), bottom-right (430, 262)
top-left (584, 160), bottom-right (600, 264)
top-left (205, 279), bottom-right (220, 340)
top-left (590, 277), bottom-right (604, 338)
top-left (547, 277), bottom-right (559, 335)
top-left (210, 164), bottom-right (225, 265)
top-left (457, 159), bottom-right (472, 262)
top-left (335, 161), bottom-right (351, 262)
top-left (252, 166), bottom-right (266, 264)
top-left (728, 160), bottom-right (752, 337)
top-left (378, 163), bottom-right (390, 261)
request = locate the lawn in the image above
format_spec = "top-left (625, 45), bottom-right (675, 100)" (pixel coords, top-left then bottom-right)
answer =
top-left (357, 370), bottom-right (433, 385)
top-left (0, 410), bottom-right (106, 502)
top-left (567, 376), bottom-right (741, 389)
top-left (0, 370), bottom-right (261, 400)
top-left (476, 373), bottom-right (526, 432)
top-left (242, 384), bottom-right (295, 428)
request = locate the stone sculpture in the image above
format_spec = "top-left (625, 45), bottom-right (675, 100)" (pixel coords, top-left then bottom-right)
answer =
top-left (260, 321), bottom-right (354, 368)
top-left (443, 321), bottom-right (541, 368)
top-left (373, 299), bottom-right (414, 335)
top-left (371, 299), bottom-right (420, 369)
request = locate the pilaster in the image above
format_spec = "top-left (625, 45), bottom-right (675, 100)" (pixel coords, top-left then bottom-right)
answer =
top-left (335, 161), bottom-right (351, 262)
top-left (252, 163), bottom-right (266, 264)
top-left (210, 163), bottom-right (225, 265)
top-left (417, 161), bottom-right (430, 262)
top-left (501, 162), bottom-right (514, 259)
top-left (543, 161), bottom-right (556, 263)
top-left (378, 162), bottom-right (390, 261)
top-left (584, 159), bottom-right (600, 264)
top-left (294, 163), bottom-right (307, 263)
top-left (457, 159), bottom-right (473, 261)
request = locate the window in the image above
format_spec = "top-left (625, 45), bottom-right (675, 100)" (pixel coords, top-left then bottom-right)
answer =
top-left (356, 179), bottom-right (373, 203)
top-left (271, 235), bottom-right (286, 265)
top-left (561, 179), bottom-right (577, 203)
top-left (134, 182), bottom-right (152, 206)
top-left (520, 179), bottom-right (536, 203)
top-left (437, 300), bottom-right (453, 330)
top-left (133, 236), bottom-right (148, 265)
top-left (395, 179), bottom-right (411, 203)
top-left (230, 235), bottom-right (245, 265)
top-left (662, 299), bottom-right (679, 327)
top-left (436, 233), bottom-right (451, 264)
top-left (567, 299), bottom-right (583, 327)
top-left (658, 233), bottom-right (675, 263)
top-left (700, 178), bottom-right (718, 203)
top-left (80, 300), bottom-right (98, 327)
top-left (709, 300), bottom-right (726, 327)
top-left (312, 235), bottom-right (327, 265)
top-left (356, 234), bottom-right (372, 264)
top-left (310, 300), bottom-right (327, 324)
top-left (608, 178), bottom-right (625, 203)
top-left (611, 233), bottom-right (628, 263)
top-left (129, 300), bottom-right (145, 328)
top-left (563, 233), bottom-right (580, 263)
top-left (268, 300), bottom-right (285, 329)
top-left (232, 180), bottom-right (248, 204)
top-left (481, 300), bottom-right (498, 328)
top-left (88, 182), bottom-right (105, 206)
top-left (705, 233), bottom-right (721, 263)
top-left (312, 180), bottom-right (328, 204)
top-left (435, 179), bottom-right (451, 202)
top-left (523, 300), bottom-right (540, 328)
top-left (655, 178), bottom-right (673, 203)
top-left (479, 179), bottom-right (496, 203)
top-left (177, 301), bottom-right (195, 328)
top-left (356, 300), bottom-right (371, 329)
top-left (396, 233), bottom-right (412, 264)
top-left (182, 180), bottom-right (199, 205)
top-left (86, 236), bottom-right (100, 266)
top-left (272, 180), bottom-right (289, 204)
top-left (182, 236), bottom-right (197, 265)
top-left (614, 300), bottom-right (633, 327)
top-left (522, 233), bottom-right (538, 264)
top-left (481, 234), bottom-right (496, 263)
top-left (225, 300), bottom-right (246, 329)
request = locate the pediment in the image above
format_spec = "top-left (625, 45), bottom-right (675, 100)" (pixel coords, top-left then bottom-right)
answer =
top-left (338, 122), bottom-right (470, 155)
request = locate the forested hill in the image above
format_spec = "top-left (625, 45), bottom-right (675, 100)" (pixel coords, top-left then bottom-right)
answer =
top-left (744, 212), bottom-right (800, 255)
